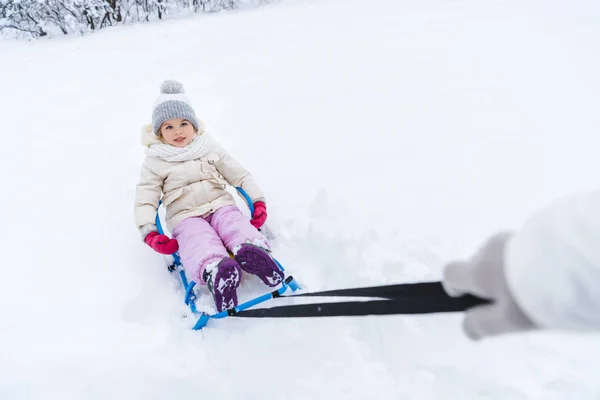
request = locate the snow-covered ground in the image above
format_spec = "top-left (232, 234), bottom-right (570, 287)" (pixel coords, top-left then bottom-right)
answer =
top-left (1, 0), bottom-right (600, 398)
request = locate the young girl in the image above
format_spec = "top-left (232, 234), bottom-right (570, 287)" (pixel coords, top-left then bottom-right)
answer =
top-left (134, 80), bottom-right (284, 312)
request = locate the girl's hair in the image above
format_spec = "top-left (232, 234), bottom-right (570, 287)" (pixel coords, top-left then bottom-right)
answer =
top-left (156, 131), bottom-right (167, 144)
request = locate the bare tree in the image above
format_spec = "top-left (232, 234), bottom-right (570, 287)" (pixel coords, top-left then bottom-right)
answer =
top-left (0, 0), bottom-right (272, 39)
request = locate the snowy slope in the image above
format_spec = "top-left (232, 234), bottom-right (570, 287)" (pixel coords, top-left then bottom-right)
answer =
top-left (2, 0), bottom-right (600, 398)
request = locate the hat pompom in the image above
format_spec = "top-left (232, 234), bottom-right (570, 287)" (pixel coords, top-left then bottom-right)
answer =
top-left (160, 80), bottom-right (185, 95)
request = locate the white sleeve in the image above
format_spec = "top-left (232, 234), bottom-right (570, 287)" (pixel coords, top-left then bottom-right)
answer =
top-left (134, 160), bottom-right (164, 235)
top-left (505, 189), bottom-right (600, 331)
top-left (214, 145), bottom-right (265, 204)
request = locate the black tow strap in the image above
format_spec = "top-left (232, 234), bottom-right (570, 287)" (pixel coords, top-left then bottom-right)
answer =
top-left (231, 281), bottom-right (489, 318)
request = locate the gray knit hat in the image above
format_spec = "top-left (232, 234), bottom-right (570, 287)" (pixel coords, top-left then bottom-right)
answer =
top-left (152, 80), bottom-right (200, 135)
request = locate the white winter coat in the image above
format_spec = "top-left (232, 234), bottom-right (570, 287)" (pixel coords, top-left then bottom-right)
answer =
top-left (505, 189), bottom-right (600, 331)
top-left (134, 125), bottom-right (264, 238)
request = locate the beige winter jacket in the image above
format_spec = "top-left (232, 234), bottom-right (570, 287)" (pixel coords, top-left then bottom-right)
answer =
top-left (134, 125), bottom-right (265, 239)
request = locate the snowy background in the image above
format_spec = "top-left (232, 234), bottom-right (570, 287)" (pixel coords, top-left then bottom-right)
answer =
top-left (1, 0), bottom-right (600, 398)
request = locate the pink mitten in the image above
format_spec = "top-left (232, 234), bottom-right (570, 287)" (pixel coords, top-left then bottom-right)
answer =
top-left (145, 231), bottom-right (179, 255)
top-left (250, 201), bottom-right (267, 229)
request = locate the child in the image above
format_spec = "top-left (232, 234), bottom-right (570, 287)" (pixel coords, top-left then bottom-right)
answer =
top-left (134, 80), bottom-right (284, 312)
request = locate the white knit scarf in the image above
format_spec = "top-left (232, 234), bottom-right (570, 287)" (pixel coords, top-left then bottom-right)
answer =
top-left (145, 133), bottom-right (216, 162)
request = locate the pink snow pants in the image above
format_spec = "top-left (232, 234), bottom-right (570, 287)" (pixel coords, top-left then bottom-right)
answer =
top-left (172, 205), bottom-right (270, 284)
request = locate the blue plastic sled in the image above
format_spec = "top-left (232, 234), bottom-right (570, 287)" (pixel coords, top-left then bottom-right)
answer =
top-left (155, 187), bottom-right (300, 330)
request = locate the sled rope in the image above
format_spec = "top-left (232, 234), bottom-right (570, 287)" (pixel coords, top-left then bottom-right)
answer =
top-left (230, 281), bottom-right (488, 318)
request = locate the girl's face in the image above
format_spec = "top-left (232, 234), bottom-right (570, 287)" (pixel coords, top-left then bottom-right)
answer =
top-left (159, 118), bottom-right (196, 148)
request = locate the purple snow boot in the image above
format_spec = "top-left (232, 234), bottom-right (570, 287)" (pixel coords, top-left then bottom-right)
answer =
top-left (203, 257), bottom-right (242, 312)
top-left (234, 243), bottom-right (284, 287)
